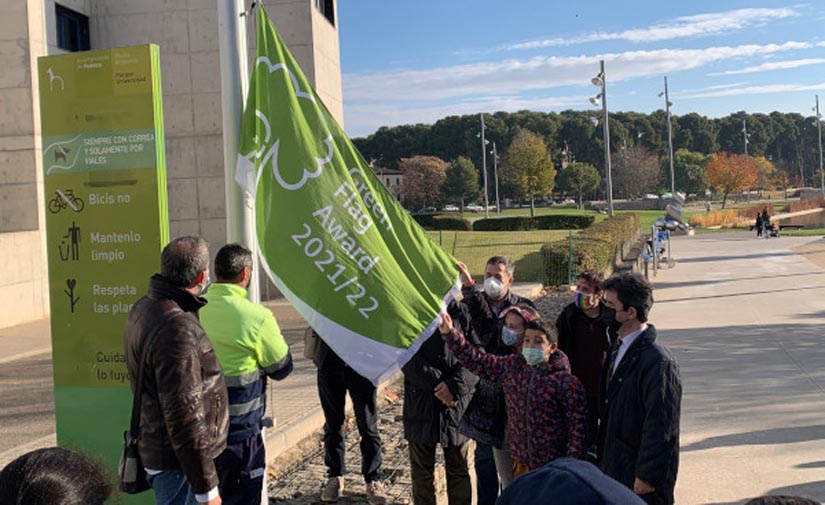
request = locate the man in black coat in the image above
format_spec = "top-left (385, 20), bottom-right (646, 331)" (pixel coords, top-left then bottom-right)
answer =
top-left (402, 300), bottom-right (479, 505)
top-left (598, 272), bottom-right (682, 505)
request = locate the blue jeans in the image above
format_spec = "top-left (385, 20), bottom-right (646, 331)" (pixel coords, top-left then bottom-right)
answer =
top-left (148, 470), bottom-right (199, 505)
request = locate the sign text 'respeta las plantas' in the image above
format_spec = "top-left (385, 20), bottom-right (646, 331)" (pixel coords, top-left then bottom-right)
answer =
top-left (237, 7), bottom-right (459, 384)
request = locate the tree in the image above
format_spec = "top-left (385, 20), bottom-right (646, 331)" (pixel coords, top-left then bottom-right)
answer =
top-left (751, 156), bottom-right (777, 197)
top-left (705, 152), bottom-right (758, 208)
top-left (672, 149), bottom-right (710, 199)
top-left (556, 162), bottom-right (600, 209)
top-left (440, 156), bottom-right (481, 211)
top-left (612, 145), bottom-right (661, 199)
top-left (399, 155), bottom-right (447, 210)
top-left (504, 129), bottom-right (555, 216)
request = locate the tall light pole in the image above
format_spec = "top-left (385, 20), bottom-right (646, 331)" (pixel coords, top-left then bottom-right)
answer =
top-left (491, 142), bottom-right (500, 213)
top-left (590, 60), bottom-right (613, 216)
top-left (658, 76), bottom-right (675, 196)
top-left (479, 113), bottom-right (490, 218)
top-left (814, 95), bottom-right (823, 194)
top-left (742, 119), bottom-right (750, 157)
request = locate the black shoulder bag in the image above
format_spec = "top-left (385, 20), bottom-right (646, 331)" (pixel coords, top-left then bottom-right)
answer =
top-left (118, 309), bottom-right (182, 494)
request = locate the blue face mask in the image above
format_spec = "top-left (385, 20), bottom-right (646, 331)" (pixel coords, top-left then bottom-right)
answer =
top-left (502, 326), bottom-right (519, 347)
top-left (522, 347), bottom-right (546, 366)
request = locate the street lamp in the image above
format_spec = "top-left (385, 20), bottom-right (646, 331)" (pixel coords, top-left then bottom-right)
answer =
top-left (742, 119), bottom-right (750, 156)
top-left (813, 95), bottom-right (823, 194)
top-left (590, 60), bottom-right (613, 216)
top-left (490, 142), bottom-right (501, 213)
top-left (658, 76), bottom-right (675, 197)
top-left (477, 113), bottom-right (490, 218)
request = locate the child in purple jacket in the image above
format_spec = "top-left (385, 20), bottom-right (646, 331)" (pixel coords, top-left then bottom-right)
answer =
top-left (439, 312), bottom-right (587, 477)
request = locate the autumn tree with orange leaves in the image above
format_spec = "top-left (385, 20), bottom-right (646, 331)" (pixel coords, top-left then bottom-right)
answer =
top-left (705, 152), bottom-right (758, 209)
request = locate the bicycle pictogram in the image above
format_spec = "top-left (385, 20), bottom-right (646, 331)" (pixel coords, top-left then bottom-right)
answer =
top-left (48, 189), bottom-right (84, 214)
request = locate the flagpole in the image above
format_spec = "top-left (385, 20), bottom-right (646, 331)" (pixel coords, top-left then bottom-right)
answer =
top-left (218, 0), bottom-right (259, 302)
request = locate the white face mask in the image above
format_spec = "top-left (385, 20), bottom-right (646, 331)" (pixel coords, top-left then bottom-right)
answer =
top-left (483, 277), bottom-right (506, 300)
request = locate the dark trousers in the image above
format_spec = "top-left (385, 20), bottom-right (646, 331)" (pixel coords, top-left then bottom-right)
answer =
top-left (585, 396), bottom-right (600, 463)
top-left (317, 359), bottom-right (382, 482)
top-left (474, 442), bottom-right (500, 505)
top-left (409, 441), bottom-right (472, 505)
top-left (215, 433), bottom-right (266, 505)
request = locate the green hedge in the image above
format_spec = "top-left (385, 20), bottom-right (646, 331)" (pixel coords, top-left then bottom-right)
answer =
top-left (410, 213), bottom-right (441, 229)
top-left (433, 215), bottom-right (473, 231)
top-left (472, 215), bottom-right (594, 231)
top-left (541, 213), bottom-right (640, 285)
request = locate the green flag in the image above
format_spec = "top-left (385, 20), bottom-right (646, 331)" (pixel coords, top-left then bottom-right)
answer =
top-left (237, 7), bottom-right (458, 384)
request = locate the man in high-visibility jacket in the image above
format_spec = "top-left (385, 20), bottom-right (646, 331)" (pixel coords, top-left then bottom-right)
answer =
top-left (201, 243), bottom-right (293, 505)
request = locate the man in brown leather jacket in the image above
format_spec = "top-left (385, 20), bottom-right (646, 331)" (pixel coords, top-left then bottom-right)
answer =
top-left (124, 236), bottom-right (229, 505)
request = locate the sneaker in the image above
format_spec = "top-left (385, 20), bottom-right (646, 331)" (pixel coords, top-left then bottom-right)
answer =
top-left (321, 476), bottom-right (343, 503)
top-left (366, 480), bottom-right (388, 505)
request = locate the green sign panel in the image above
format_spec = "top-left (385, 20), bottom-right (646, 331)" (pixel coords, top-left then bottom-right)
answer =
top-left (38, 45), bottom-right (168, 502)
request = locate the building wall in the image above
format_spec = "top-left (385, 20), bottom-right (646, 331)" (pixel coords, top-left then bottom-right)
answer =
top-left (0, 0), bottom-right (51, 328)
top-left (0, 0), bottom-right (343, 327)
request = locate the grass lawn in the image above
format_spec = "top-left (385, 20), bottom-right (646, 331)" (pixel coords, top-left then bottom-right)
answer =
top-left (426, 229), bottom-right (572, 283)
top-left (781, 228), bottom-right (825, 236)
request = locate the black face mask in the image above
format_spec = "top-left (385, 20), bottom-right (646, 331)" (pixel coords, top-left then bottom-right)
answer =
top-left (601, 307), bottom-right (618, 326)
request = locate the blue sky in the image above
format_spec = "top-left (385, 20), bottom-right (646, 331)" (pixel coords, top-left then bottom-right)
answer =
top-left (337, 1), bottom-right (825, 137)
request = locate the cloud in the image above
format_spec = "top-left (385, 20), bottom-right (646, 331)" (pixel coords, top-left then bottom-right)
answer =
top-left (344, 41), bottom-right (819, 104)
top-left (681, 82), bottom-right (825, 99)
top-left (708, 58), bottom-right (825, 75)
top-left (503, 7), bottom-right (800, 50)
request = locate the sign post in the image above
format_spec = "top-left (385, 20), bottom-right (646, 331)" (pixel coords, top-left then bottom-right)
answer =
top-left (38, 45), bottom-right (168, 503)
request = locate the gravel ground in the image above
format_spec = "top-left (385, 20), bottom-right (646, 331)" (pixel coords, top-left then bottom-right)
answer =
top-left (268, 386), bottom-right (418, 504)
top-left (267, 290), bottom-right (571, 504)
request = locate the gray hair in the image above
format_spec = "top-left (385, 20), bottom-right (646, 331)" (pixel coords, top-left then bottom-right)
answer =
top-left (486, 255), bottom-right (514, 276)
top-left (161, 236), bottom-right (209, 287)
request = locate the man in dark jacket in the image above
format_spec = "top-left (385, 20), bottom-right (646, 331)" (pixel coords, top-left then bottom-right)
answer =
top-left (402, 300), bottom-right (479, 505)
top-left (457, 257), bottom-right (535, 504)
top-left (556, 270), bottom-right (612, 461)
top-left (598, 272), bottom-right (682, 505)
top-left (124, 236), bottom-right (229, 505)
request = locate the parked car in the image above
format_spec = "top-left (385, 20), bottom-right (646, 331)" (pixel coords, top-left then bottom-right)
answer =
top-left (418, 205), bottom-right (437, 212)
top-left (443, 204), bottom-right (459, 212)
top-left (465, 203), bottom-right (484, 212)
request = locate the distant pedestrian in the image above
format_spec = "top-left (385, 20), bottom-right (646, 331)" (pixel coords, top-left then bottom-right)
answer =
top-left (598, 272), bottom-right (682, 505)
top-left (705, 201), bottom-right (711, 213)
top-left (756, 213), bottom-right (763, 237)
top-left (0, 447), bottom-right (113, 505)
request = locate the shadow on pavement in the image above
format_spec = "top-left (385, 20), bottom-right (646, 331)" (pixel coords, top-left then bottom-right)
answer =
top-left (677, 252), bottom-right (795, 264)
top-left (657, 283), bottom-right (825, 304)
top-left (682, 425), bottom-right (825, 452)
top-left (706, 480), bottom-right (825, 504)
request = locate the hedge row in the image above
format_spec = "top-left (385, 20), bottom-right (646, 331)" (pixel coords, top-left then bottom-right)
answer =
top-left (541, 213), bottom-right (641, 286)
top-left (472, 215), bottom-right (594, 231)
top-left (411, 213), bottom-right (593, 231)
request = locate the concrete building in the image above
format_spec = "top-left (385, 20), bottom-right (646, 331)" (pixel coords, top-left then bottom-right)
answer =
top-left (0, 0), bottom-right (343, 329)
top-left (371, 165), bottom-right (404, 202)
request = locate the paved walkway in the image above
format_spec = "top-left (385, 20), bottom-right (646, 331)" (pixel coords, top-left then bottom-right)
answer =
top-left (653, 231), bottom-right (825, 504)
